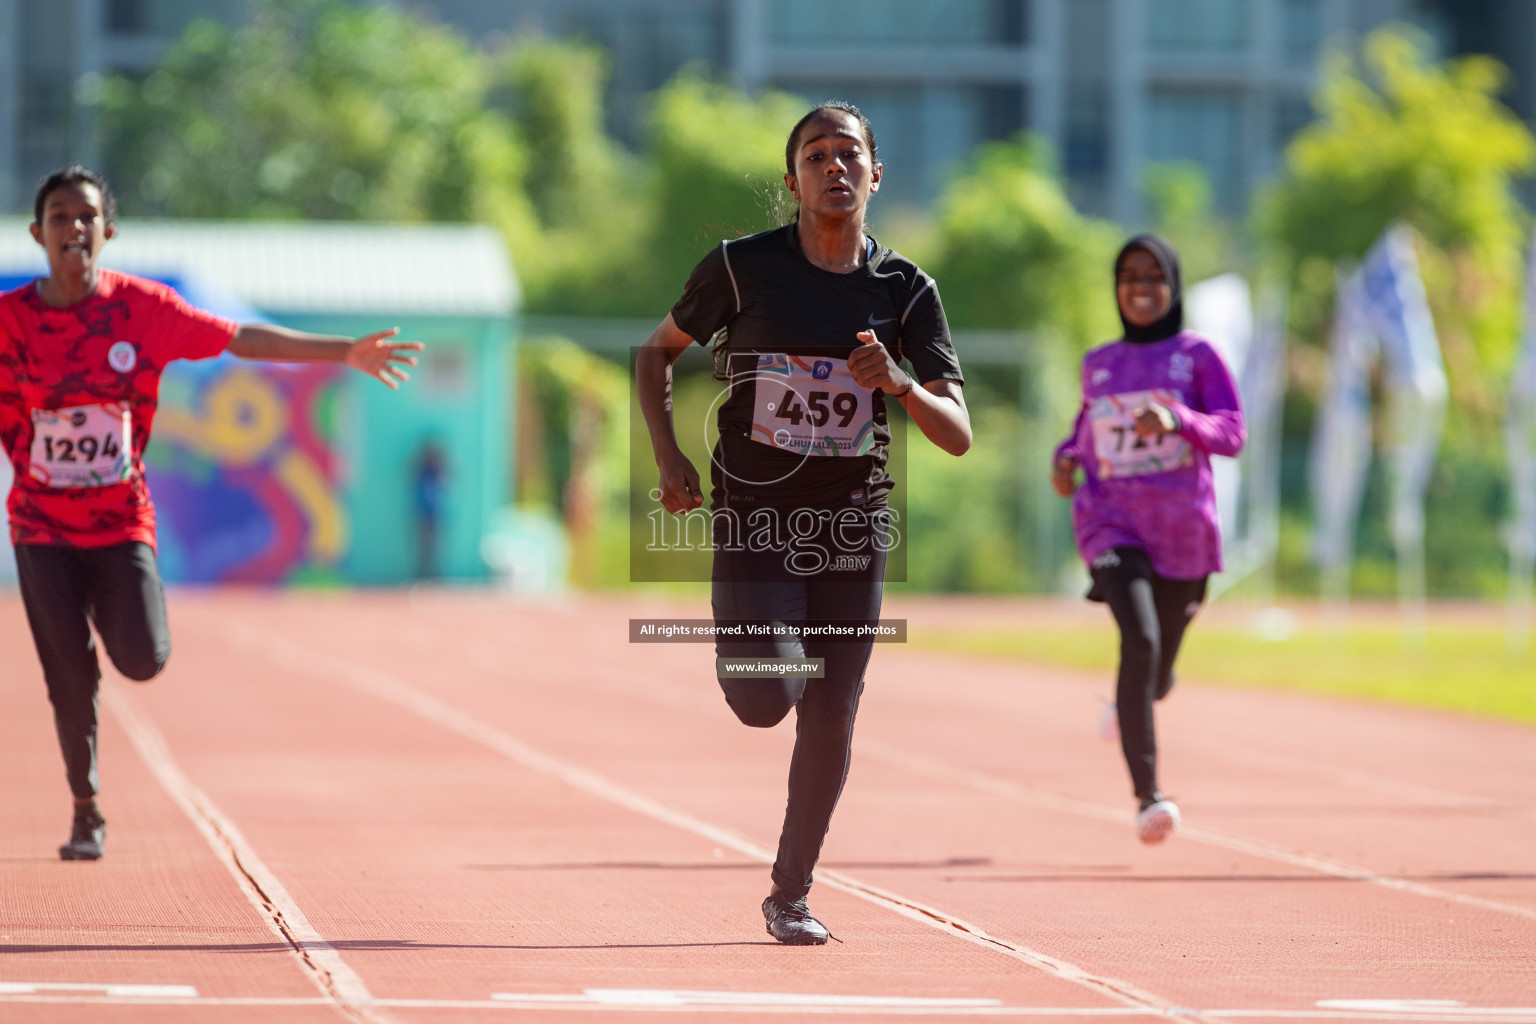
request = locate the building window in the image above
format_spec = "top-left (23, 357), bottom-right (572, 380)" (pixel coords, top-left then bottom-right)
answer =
top-left (770, 0), bottom-right (1025, 46)
top-left (985, 86), bottom-right (1026, 142)
top-left (1065, 87), bottom-right (1109, 178)
top-left (1146, 0), bottom-right (1250, 53)
top-left (1274, 95), bottom-right (1314, 151)
top-left (1001, 0), bottom-right (1029, 45)
top-left (1281, 0), bottom-right (1323, 65)
top-left (106, 0), bottom-right (148, 33)
top-left (1145, 90), bottom-right (1243, 211)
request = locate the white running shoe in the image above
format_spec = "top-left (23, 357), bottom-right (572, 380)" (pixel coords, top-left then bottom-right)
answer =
top-left (1136, 799), bottom-right (1180, 845)
top-left (1098, 701), bottom-right (1119, 743)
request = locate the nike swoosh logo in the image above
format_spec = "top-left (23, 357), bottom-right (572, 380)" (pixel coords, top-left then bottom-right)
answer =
top-left (868, 315), bottom-right (896, 326)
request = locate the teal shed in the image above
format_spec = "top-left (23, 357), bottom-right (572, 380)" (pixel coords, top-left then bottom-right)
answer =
top-left (0, 219), bottom-right (519, 585)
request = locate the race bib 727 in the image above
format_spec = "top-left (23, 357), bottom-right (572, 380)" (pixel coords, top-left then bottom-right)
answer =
top-left (750, 354), bottom-right (876, 457)
top-left (1088, 389), bottom-right (1192, 478)
top-left (28, 403), bottom-right (132, 488)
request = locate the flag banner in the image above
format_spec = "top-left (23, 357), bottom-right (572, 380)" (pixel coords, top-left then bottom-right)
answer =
top-left (1506, 235), bottom-right (1536, 568)
top-left (1360, 224), bottom-right (1448, 560)
top-left (1239, 282), bottom-right (1289, 589)
top-left (1311, 223), bottom-right (1447, 610)
top-left (1186, 274), bottom-right (1252, 555)
top-left (1504, 233), bottom-right (1536, 650)
top-left (1186, 273), bottom-right (1289, 593)
top-left (1310, 267), bottom-right (1377, 577)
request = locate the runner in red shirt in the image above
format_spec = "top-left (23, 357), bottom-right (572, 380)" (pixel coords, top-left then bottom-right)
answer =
top-left (0, 166), bottom-right (423, 860)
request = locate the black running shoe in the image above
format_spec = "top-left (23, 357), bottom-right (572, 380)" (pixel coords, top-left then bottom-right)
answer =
top-left (59, 810), bottom-right (106, 861)
top-left (762, 893), bottom-right (830, 945)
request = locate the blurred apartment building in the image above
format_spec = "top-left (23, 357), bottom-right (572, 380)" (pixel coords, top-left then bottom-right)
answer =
top-left (2, 0), bottom-right (1534, 222)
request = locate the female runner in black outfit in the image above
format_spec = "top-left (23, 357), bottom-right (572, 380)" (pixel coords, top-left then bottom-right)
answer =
top-left (637, 103), bottom-right (970, 945)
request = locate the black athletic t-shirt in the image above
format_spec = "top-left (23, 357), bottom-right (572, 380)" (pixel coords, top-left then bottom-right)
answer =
top-left (670, 224), bottom-right (963, 509)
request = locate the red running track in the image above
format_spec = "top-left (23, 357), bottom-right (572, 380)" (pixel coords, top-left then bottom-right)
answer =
top-left (1, 590), bottom-right (1533, 1024)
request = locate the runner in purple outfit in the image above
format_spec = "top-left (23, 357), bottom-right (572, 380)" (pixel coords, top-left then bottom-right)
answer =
top-left (1051, 234), bottom-right (1245, 844)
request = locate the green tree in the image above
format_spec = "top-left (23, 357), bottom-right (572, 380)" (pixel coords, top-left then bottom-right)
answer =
top-left (1257, 25), bottom-right (1536, 599)
top-left (100, 0), bottom-right (537, 243)
top-left (927, 139), bottom-right (1120, 349)
top-left (1259, 26), bottom-right (1535, 388)
top-left (527, 70), bottom-right (808, 316)
top-left (641, 72), bottom-right (807, 312)
top-left (1142, 161), bottom-right (1236, 286)
top-left (497, 39), bottom-right (649, 309)
top-left (502, 40), bottom-right (626, 230)
top-left (913, 139), bottom-right (1123, 591)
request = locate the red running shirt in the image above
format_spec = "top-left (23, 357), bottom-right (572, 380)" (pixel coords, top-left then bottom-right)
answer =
top-left (0, 269), bottom-right (236, 548)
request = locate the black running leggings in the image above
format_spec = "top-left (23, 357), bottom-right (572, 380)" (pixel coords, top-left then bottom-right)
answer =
top-left (15, 541), bottom-right (171, 799)
top-left (711, 508), bottom-right (886, 902)
top-left (1089, 546), bottom-right (1207, 800)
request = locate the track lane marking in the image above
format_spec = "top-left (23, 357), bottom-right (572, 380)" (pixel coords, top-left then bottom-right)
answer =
top-left (452, 641), bottom-right (1536, 922)
top-left (234, 630), bottom-right (1213, 1023)
top-left (871, 646), bottom-right (1527, 814)
top-left (487, 640), bottom-right (1524, 818)
top-left (0, 991), bottom-right (1533, 1020)
top-left (854, 739), bottom-right (1536, 923)
top-left (1317, 1002), bottom-right (1536, 1015)
top-left (103, 684), bottom-right (394, 1024)
top-left (0, 983), bottom-right (197, 997)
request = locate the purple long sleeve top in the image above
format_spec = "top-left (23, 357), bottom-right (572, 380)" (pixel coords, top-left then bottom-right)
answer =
top-left (1054, 330), bottom-right (1246, 579)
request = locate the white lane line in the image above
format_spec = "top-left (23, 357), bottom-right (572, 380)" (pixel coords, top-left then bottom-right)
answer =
top-left (857, 738), bottom-right (1536, 925)
top-left (468, 641), bottom-right (1536, 923)
top-left (1318, 1002), bottom-right (1536, 1016)
top-left (234, 630), bottom-right (1209, 1024)
top-left (103, 685), bottom-right (391, 1024)
top-left (0, 983), bottom-right (197, 997)
top-left (0, 991), bottom-right (1533, 1021)
top-left (454, 643), bottom-right (1536, 928)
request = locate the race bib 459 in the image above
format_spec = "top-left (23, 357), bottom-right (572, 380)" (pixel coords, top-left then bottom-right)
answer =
top-left (1089, 388), bottom-right (1192, 478)
top-left (29, 403), bottom-right (132, 488)
top-left (751, 354), bottom-right (876, 457)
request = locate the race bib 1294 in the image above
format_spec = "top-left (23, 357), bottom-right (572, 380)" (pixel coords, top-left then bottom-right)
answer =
top-left (1088, 388), bottom-right (1192, 478)
top-left (29, 403), bottom-right (132, 488)
top-left (750, 354), bottom-right (876, 457)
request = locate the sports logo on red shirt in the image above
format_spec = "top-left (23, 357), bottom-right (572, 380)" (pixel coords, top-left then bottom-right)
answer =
top-left (107, 341), bottom-right (138, 373)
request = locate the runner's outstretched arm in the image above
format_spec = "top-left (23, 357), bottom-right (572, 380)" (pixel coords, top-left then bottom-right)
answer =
top-left (227, 325), bottom-right (423, 390)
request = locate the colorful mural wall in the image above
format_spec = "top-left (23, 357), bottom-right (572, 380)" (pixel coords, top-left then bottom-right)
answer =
top-left (0, 266), bottom-right (514, 587)
top-left (147, 356), bottom-right (349, 584)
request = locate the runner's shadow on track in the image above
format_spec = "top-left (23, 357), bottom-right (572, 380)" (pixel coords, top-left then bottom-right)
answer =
top-left (823, 857), bottom-right (993, 869)
top-left (1196, 804), bottom-right (1526, 817)
top-left (465, 861), bottom-right (762, 871)
top-left (466, 857), bottom-right (993, 871)
top-left (945, 872), bottom-right (1536, 884)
